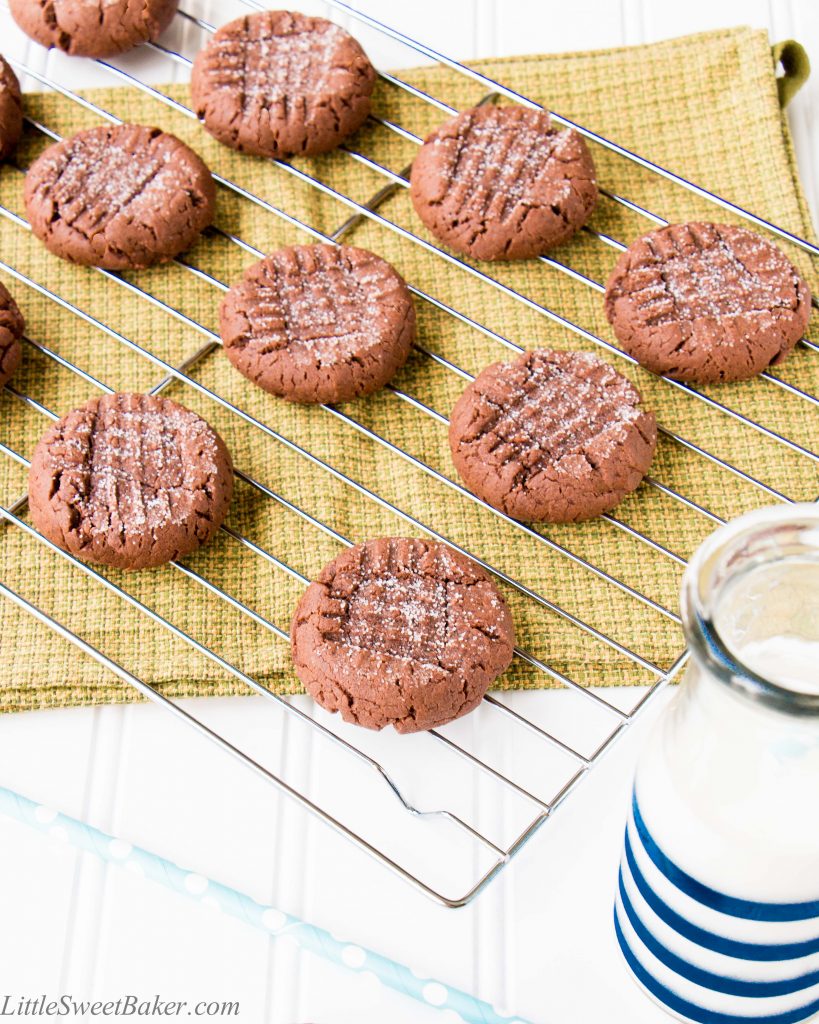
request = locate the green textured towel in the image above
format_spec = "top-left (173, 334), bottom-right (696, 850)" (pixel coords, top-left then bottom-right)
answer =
top-left (0, 26), bottom-right (816, 712)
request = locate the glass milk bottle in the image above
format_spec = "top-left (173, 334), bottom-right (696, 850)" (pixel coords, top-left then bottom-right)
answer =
top-left (614, 504), bottom-right (819, 1024)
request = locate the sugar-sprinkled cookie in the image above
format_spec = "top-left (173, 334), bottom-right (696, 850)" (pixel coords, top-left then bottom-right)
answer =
top-left (28, 393), bottom-right (233, 570)
top-left (24, 124), bottom-right (215, 270)
top-left (0, 56), bottom-right (22, 161)
top-left (0, 281), bottom-right (24, 390)
top-left (409, 105), bottom-right (598, 261)
top-left (448, 349), bottom-right (657, 523)
top-left (191, 10), bottom-right (376, 158)
top-left (220, 244), bottom-right (416, 404)
top-left (604, 222), bottom-right (811, 383)
top-left (291, 537), bottom-right (515, 734)
top-left (9, 0), bottom-right (178, 57)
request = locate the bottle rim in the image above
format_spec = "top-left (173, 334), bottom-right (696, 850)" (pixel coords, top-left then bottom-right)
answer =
top-left (681, 503), bottom-right (819, 717)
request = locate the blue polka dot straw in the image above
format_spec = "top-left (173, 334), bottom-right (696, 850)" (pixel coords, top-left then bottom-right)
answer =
top-left (0, 784), bottom-right (534, 1024)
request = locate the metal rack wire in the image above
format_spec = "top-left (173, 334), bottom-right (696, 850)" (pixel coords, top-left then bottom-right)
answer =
top-left (0, 0), bottom-right (815, 906)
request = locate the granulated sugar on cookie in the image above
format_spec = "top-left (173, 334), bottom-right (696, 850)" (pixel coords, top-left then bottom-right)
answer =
top-left (410, 105), bottom-right (597, 260)
top-left (448, 349), bottom-right (657, 523)
top-left (28, 393), bottom-right (233, 570)
top-left (604, 222), bottom-right (811, 383)
top-left (191, 10), bottom-right (375, 158)
top-left (220, 244), bottom-right (416, 404)
top-left (291, 537), bottom-right (515, 733)
top-left (24, 124), bottom-right (215, 270)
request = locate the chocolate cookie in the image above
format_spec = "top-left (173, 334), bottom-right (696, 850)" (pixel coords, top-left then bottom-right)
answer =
top-left (9, 0), bottom-right (178, 57)
top-left (449, 349), bottom-right (656, 523)
top-left (190, 10), bottom-right (376, 158)
top-left (220, 244), bottom-right (415, 404)
top-left (409, 105), bottom-right (598, 261)
top-left (604, 222), bottom-right (811, 383)
top-left (291, 537), bottom-right (515, 734)
top-left (0, 56), bottom-right (22, 161)
top-left (28, 393), bottom-right (233, 570)
top-left (0, 281), bottom-right (24, 389)
top-left (24, 124), bottom-right (215, 270)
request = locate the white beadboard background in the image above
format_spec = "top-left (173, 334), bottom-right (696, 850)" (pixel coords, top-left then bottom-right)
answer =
top-left (0, 2), bottom-right (816, 1022)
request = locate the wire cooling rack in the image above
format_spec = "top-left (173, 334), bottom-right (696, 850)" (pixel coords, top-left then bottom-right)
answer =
top-left (0, 0), bottom-right (817, 906)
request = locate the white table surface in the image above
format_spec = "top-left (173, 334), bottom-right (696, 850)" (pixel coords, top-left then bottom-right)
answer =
top-left (0, 1), bottom-right (817, 1022)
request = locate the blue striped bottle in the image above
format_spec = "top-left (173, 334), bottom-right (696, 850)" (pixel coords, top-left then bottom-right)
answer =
top-left (614, 504), bottom-right (819, 1023)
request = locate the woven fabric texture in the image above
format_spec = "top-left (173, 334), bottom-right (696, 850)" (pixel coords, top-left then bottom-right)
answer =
top-left (0, 26), bottom-right (816, 713)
